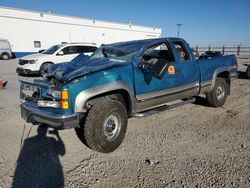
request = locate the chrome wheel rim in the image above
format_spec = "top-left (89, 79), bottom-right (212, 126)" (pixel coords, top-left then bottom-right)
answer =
top-left (103, 113), bottom-right (121, 141)
top-left (216, 85), bottom-right (225, 101)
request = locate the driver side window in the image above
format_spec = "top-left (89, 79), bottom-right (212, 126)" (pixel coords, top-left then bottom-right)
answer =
top-left (143, 43), bottom-right (175, 63)
top-left (141, 42), bottom-right (175, 79)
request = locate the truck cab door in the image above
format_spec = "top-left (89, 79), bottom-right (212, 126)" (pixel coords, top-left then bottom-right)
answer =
top-left (133, 40), bottom-right (200, 109)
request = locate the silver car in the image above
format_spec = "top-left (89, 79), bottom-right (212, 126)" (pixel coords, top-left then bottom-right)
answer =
top-left (0, 39), bottom-right (13, 60)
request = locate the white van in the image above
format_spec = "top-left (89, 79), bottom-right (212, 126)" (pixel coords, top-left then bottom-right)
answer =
top-left (16, 43), bottom-right (98, 75)
top-left (0, 39), bottom-right (13, 60)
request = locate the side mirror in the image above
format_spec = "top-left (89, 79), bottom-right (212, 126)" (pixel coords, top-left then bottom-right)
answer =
top-left (57, 51), bottom-right (64, 56)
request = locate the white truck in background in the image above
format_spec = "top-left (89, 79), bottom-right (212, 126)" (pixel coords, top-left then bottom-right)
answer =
top-left (0, 39), bottom-right (14, 60)
top-left (16, 43), bottom-right (98, 75)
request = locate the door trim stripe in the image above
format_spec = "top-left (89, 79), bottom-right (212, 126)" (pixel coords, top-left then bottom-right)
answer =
top-left (137, 82), bottom-right (199, 101)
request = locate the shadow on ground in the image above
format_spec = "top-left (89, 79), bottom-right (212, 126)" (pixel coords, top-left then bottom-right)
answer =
top-left (193, 96), bottom-right (210, 107)
top-left (237, 71), bottom-right (249, 80)
top-left (12, 125), bottom-right (65, 188)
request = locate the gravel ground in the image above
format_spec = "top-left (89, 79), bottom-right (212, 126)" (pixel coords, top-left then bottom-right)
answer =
top-left (0, 58), bottom-right (249, 188)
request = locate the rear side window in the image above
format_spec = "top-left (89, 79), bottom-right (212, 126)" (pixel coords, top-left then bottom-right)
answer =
top-left (172, 41), bottom-right (190, 61)
top-left (76, 46), bottom-right (97, 53)
top-left (62, 46), bottom-right (78, 54)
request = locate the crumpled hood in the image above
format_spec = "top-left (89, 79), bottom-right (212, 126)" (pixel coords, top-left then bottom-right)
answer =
top-left (45, 53), bottom-right (129, 82)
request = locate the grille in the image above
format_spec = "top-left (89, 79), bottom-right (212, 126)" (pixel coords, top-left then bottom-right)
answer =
top-left (20, 83), bottom-right (40, 103)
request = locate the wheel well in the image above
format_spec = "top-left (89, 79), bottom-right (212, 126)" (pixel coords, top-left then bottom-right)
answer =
top-left (217, 71), bottom-right (229, 79)
top-left (217, 71), bottom-right (230, 94)
top-left (86, 90), bottom-right (132, 116)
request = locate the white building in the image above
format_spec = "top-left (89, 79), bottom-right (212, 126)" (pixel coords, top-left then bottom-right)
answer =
top-left (0, 6), bottom-right (162, 57)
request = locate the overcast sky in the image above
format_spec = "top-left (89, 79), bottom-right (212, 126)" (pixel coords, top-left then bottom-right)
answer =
top-left (1, 0), bottom-right (250, 45)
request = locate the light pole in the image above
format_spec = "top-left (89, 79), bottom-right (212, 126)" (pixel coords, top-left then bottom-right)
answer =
top-left (177, 24), bottom-right (183, 38)
top-left (129, 18), bottom-right (132, 28)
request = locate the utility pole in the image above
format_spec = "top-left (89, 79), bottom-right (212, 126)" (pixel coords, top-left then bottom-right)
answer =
top-left (177, 24), bottom-right (183, 38)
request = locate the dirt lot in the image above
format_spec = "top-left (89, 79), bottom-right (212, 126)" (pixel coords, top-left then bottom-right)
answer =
top-left (0, 58), bottom-right (249, 188)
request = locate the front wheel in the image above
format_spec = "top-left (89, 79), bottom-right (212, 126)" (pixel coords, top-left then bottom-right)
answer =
top-left (75, 99), bottom-right (127, 153)
top-left (206, 77), bottom-right (228, 107)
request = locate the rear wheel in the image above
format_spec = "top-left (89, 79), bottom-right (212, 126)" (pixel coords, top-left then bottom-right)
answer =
top-left (206, 77), bottom-right (228, 107)
top-left (247, 66), bottom-right (250, 79)
top-left (75, 99), bottom-right (127, 153)
top-left (1, 53), bottom-right (10, 60)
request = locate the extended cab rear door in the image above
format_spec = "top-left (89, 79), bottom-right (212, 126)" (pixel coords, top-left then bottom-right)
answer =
top-left (134, 39), bottom-right (200, 108)
top-left (169, 39), bottom-right (200, 91)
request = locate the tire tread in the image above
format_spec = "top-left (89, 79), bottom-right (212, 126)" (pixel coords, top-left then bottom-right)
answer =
top-left (206, 77), bottom-right (228, 107)
top-left (77, 98), bottom-right (127, 153)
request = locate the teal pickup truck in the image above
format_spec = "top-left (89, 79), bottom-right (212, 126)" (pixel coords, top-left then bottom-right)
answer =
top-left (20, 38), bottom-right (237, 153)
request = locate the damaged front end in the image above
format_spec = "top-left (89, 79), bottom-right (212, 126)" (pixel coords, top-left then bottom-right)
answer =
top-left (42, 48), bottom-right (131, 83)
top-left (41, 53), bottom-right (91, 84)
top-left (19, 79), bottom-right (82, 129)
top-left (20, 47), bottom-right (135, 129)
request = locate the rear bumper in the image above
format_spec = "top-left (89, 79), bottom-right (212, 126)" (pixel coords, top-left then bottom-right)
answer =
top-left (16, 67), bottom-right (40, 75)
top-left (21, 102), bottom-right (82, 129)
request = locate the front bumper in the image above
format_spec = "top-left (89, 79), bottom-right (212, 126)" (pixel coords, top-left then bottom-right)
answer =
top-left (16, 67), bottom-right (40, 75)
top-left (21, 102), bottom-right (82, 129)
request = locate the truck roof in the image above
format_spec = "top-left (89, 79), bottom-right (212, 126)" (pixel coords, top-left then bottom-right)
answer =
top-left (105, 37), bottom-right (185, 53)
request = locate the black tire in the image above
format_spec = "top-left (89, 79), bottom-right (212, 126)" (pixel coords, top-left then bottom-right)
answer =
top-left (1, 53), bottom-right (10, 60)
top-left (75, 99), bottom-right (127, 153)
top-left (40, 62), bottom-right (52, 76)
top-left (206, 77), bottom-right (228, 107)
top-left (247, 66), bottom-right (250, 79)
